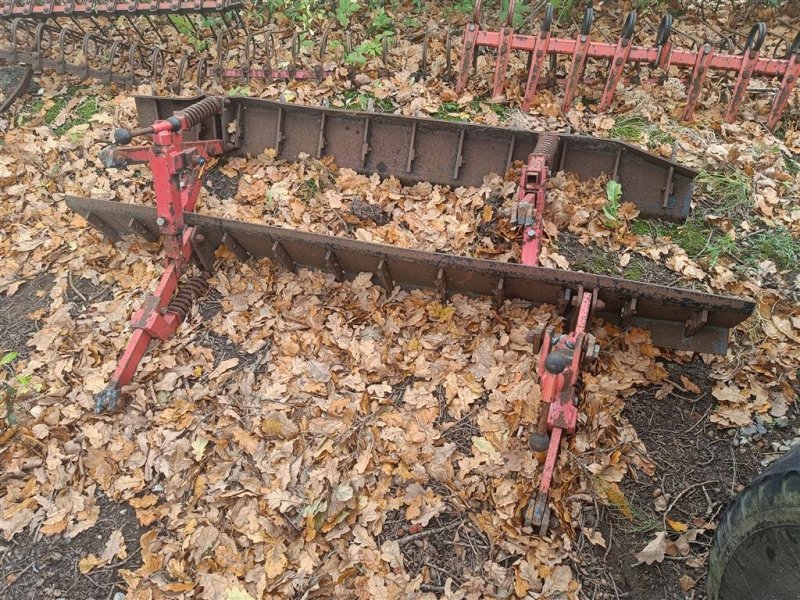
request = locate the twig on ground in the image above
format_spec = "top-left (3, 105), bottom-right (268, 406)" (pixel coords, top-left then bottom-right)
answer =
top-left (68, 271), bottom-right (88, 302)
top-left (686, 404), bottom-right (712, 433)
top-left (0, 561), bottom-right (35, 593)
top-left (663, 479), bottom-right (717, 526)
top-left (396, 519), bottom-right (461, 546)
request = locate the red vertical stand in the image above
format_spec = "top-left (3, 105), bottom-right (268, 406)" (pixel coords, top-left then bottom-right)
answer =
top-left (93, 99), bottom-right (224, 412)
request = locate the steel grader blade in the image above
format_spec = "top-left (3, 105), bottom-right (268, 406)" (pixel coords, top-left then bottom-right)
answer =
top-left (66, 195), bottom-right (753, 356)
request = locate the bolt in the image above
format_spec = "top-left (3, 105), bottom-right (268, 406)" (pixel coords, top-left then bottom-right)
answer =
top-left (526, 228), bottom-right (536, 238)
top-left (194, 233), bottom-right (205, 243)
top-left (156, 217), bottom-right (166, 227)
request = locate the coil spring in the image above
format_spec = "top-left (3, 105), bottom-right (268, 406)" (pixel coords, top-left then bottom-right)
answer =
top-left (532, 133), bottom-right (560, 167)
top-left (167, 275), bottom-right (209, 320)
top-left (175, 96), bottom-right (223, 129)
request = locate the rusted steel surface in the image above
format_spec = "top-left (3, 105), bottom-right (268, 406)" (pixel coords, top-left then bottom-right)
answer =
top-left (0, 0), bottom-right (241, 19)
top-left (133, 94), bottom-right (698, 222)
top-left (458, 1), bottom-right (800, 128)
top-left (66, 195), bottom-right (754, 355)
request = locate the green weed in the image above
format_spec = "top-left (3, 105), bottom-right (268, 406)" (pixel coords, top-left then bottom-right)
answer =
top-left (573, 253), bottom-right (615, 275)
top-left (335, 0), bottom-right (359, 27)
top-left (346, 32), bottom-right (393, 65)
top-left (340, 90), bottom-right (396, 112)
top-left (624, 259), bottom-right (646, 281)
top-left (603, 180), bottom-right (622, 228)
top-left (499, 0), bottom-right (531, 28)
top-left (1, 351), bottom-right (39, 426)
top-left (433, 101), bottom-right (469, 122)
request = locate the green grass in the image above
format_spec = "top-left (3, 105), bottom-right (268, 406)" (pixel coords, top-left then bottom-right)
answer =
top-left (624, 258), bottom-right (647, 282)
top-left (469, 97), bottom-right (511, 120)
top-left (632, 217), bottom-right (800, 274)
top-left (610, 115), bottom-right (675, 150)
top-left (573, 253), bottom-right (615, 275)
top-left (696, 168), bottom-right (753, 218)
top-left (42, 86), bottom-right (102, 136)
top-left (784, 155), bottom-right (799, 177)
top-left (433, 101), bottom-right (469, 122)
top-left (743, 229), bottom-right (800, 272)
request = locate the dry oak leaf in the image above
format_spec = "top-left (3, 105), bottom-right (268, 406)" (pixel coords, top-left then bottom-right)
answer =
top-left (679, 575), bottom-right (697, 592)
top-left (264, 539), bottom-right (288, 579)
top-left (634, 531), bottom-right (667, 565)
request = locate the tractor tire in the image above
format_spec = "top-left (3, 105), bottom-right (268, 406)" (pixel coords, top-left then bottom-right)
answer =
top-left (707, 444), bottom-right (800, 600)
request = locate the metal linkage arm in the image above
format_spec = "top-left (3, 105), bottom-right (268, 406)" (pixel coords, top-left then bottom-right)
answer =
top-left (524, 288), bottom-right (601, 534)
top-left (92, 96), bottom-right (225, 412)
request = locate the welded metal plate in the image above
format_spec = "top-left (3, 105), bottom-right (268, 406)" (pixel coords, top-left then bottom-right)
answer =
top-left (133, 95), bottom-right (696, 222)
top-left (66, 196), bottom-right (754, 355)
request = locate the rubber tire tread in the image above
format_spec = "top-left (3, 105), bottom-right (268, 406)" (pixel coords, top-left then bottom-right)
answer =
top-left (707, 444), bottom-right (800, 600)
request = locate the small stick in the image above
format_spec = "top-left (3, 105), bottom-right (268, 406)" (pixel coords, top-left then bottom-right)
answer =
top-left (663, 479), bottom-right (716, 526)
top-left (396, 519), bottom-right (461, 545)
top-left (68, 271), bottom-right (88, 302)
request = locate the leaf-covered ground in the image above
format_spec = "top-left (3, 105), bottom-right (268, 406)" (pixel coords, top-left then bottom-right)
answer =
top-left (1, 2), bottom-right (799, 599)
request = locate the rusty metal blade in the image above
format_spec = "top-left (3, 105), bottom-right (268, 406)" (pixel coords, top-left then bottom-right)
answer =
top-left (65, 195), bottom-right (754, 355)
top-left (133, 95), bottom-right (697, 222)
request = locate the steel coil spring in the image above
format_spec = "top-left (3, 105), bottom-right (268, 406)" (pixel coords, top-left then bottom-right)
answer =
top-left (175, 96), bottom-right (223, 129)
top-left (167, 275), bottom-right (209, 320)
top-left (532, 133), bottom-right (560, 167)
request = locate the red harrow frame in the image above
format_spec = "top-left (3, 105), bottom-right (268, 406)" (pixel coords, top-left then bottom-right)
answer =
top-left (66, 96), bottom-right (754, 532)
top-left (456, 1), bottom-right (800, 129)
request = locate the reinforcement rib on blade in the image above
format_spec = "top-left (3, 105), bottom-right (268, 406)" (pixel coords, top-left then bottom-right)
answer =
top-left (133, 95), bottom-right (698, 222)
top-left (65, 195), bottom-right (754, 356)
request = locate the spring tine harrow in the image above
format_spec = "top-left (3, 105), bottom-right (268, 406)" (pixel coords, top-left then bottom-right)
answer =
top-left (455, 1), bottom-right (800, 128)
top-left (0, 0), bottom-right (243, 20)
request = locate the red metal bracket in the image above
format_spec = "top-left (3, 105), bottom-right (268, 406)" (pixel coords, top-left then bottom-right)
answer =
top-left (767, 36), bottom-right (800, 130)
top-left (724, 22), bottom-right (765, 123)
top-left (599, 11), bottom-right (636, 113)
top-left (682, 44), bottom-right (715, 121)
top-left (491, 0), bottom-right (515, 98)
top-left (521, 6), bottom-right (553, 111)
top-left (92, 97), bottom-right (224, 412)
top-left (511, 133), bottom-right (559, 266)
top-left (561, 7), bottom-right (593, 112)
top-left (455, 3), bottom-right (482, 96)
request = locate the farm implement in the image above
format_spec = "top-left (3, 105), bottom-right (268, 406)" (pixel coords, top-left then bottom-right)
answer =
top-left (3, 3), bottom-right (799, 129)
top-left (65, 95), bottom-right (754, 532)
top-left (457, 1), bottom-right (800, 128)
